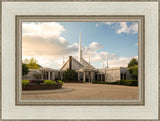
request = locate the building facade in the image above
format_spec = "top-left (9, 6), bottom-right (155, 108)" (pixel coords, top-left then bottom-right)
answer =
top-left (23, 33), bottom-right (132, 82)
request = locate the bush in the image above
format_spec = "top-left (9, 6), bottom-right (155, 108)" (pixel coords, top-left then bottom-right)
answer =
top-left (58, 80), bottom-right (64, 85)
top-left (92, 80), bottom-right (138, 86)
top-left (63, 69), bottom-right (77, 82)
top-left (44, 80), bottom-right (56, 85)
top-left (92, 81), bottom-right (117, 84)
top-left (64, 80), bottom-right (83, 83)
top-left (118, 80), bottom-right (125, 85)
top-left (123, 80), bottom-right (138, 86)
top-left (22, 80), bottom-right (30, 88)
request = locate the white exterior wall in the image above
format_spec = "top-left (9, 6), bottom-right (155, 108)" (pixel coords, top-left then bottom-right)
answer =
top-left (105, 69), bottom-right (120, 82)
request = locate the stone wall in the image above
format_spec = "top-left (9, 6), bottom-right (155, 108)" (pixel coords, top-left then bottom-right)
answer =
top-left (105, 67), bottom-right (132, 82)
top-left (105, 68), bottom-right (120, 82)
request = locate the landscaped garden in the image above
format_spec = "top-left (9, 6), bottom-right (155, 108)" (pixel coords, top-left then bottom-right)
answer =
top-left (22, 80), bottom-right (63, 90)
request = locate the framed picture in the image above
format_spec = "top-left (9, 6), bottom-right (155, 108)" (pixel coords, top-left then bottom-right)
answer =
top-left (1, 0), bottom-right (159, 120)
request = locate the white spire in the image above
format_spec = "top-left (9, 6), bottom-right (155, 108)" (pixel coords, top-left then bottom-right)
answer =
top-left (79, 32), bottom-right (82, 62)
top-left (106, 55), bottom-right (109, 68)
top-left (89, 56), bottom-right (90, 64)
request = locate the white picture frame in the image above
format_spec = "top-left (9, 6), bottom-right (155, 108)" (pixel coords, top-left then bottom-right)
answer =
top-left (1, 0), bottom-right (159, 120)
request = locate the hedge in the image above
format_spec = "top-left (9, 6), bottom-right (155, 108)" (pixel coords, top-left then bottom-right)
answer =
top-left (22, 80), bottom-right (30, 88)
top-left (92, 80), bottom-right (138, 86)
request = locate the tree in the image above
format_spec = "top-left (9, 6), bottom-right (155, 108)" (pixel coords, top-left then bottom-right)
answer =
top-left (128, 58), bottom-right (138, 80)
top-left (23, 57), bottom-right (40, 69)
top-left (128, 58), bottom-right (138, 68)
top-left (22, 63), bottom-right (29, 76)
top-left (128, 65), bottom-right (138, 80)
top-left (37, 64), bottom-right (42, 68)
top-left (63, 69), bottom-right (77, 82)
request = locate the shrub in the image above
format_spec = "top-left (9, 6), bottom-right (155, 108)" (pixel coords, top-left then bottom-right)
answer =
top-left (92, 81), bottom-right (117, 84)
top-left (57, 80), bottom-right (64, 85)
top-left (64, 80), bottom-right (83, 83)
top-left (63, 69), bottom-right (77, 82)
top-left (44, 80), bottom-right (56, 85)
top-left (123, 80), bottom-right (138, 86)
top-left (22, 80), bottom-right (30, 88)
top-left (118, 80), bottom-right (125, 85)
top-left (92, 80), bottom-right (138, 86)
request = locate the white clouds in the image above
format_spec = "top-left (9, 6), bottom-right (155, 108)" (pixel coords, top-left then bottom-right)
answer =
top-left (22, 22), bottom-right (137, 69)
top-left (23, 22), bottom-right (64, 37)
top-left (104, 22), bottom-right (115, 26)
top-left (89, 42), bottom-right (103, 50)
top-left (117, 22), bottom-right (138, 34)
top-left (22, 22), bottom-right (79, 69)
top-left (83, 46), bottom-right (137, 68)
top-left (107, 56), bottom-right (138, 68)
top-left (96, 22), bottom-right (138, 35)
top-left (22, 22), bottom-right (78, 57)
top-left (82, 43), bottom-right (134, 68)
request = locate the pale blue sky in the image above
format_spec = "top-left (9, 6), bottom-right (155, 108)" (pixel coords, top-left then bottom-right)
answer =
top-left (59, 22), bottom-right (138, 57)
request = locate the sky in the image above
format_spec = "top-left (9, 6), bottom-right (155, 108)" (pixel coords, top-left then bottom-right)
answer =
top-left (22, 22), bottom-right (138, 69)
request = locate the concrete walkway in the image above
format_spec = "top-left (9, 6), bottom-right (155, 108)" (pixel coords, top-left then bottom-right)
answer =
top-left (22, 83), bottom-right (138, 100)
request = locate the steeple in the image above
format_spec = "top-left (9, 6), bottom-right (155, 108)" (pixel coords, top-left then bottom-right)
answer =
top-left (79, 32), bottom-right (82, 62)
top-left (106, 55), bottom-right (109, 68)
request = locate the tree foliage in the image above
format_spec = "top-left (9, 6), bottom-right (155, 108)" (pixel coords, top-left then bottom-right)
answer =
top-left (128, 65), bottom-right (138, 80)
top-left (128, 58), bottom-right (138, 68)
top-left (63, 69), bottom-right (77, 82)
top-left (128, 58), bottom-right (138, 80)
top-left (22, 63), bottom-right (29, 76)
top-left (23, 57), bottom-right (40, 69)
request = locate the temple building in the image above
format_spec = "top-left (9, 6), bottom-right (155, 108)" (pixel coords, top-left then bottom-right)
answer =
top-left (23, 33), bottom-right (132, 82)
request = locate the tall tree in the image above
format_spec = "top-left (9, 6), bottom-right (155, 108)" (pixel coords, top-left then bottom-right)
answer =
top-left (23, 57), bottom-right (40, 69)
top-left (128, 58), bottom-right (138, 68)
top-left (128, 58), bottom-right (138, 80)
top-left (22, 63), bottom-right (29, 76)
top-left (128, 65), bottom-right (138, 80)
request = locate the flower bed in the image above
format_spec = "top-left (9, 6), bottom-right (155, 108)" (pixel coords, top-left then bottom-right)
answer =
top-left (22, 83), bottom-right (62, 90)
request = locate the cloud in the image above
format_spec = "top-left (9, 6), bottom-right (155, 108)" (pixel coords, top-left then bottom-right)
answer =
top-left (22, 22), bottom-right (138, 69)
top-left (117, 22), bottom-right (138, 34)
top-left (22, 22), bottom-right (78, 57)
top-left (96, 22), bottom-right (138, 34)
top-left (82, 46), bottom-right (137, 68)
top-left (82, 43), bottom-right (134, 68)
top-left (23, 22), bottom-right (64, 37)
top-left (136, 42), bottom-right (138, 46)
top-left (107, 56), bottom-right (138, 68)
top-left (22, 22), bottom-right (80, 68)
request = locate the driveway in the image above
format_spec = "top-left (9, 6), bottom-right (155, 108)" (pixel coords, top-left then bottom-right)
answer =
top-left (22, 83), bottom-right (138, 100)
